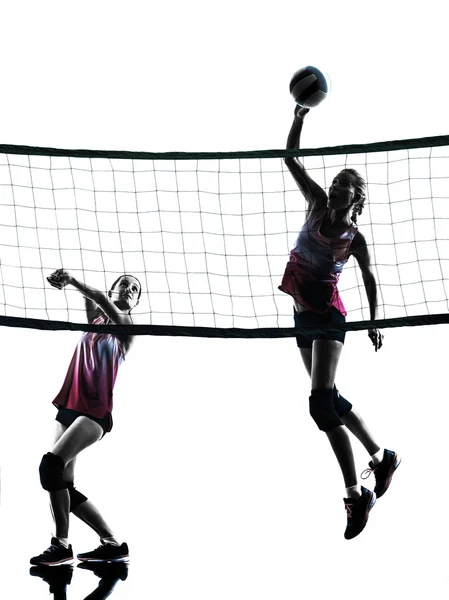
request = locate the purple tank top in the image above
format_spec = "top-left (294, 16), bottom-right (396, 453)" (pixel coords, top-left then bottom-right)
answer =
top-left (278, 209), bottom-right (358, 315)
top-left (52, 314), bottom-right (125, 429)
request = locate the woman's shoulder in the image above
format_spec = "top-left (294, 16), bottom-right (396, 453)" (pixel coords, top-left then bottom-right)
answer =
top-left (351, 228), bottom-right (365, 244)
top-left (348, 219), bottom-right (359, 236)
top-left (349, 228), bottom-right (367, 257)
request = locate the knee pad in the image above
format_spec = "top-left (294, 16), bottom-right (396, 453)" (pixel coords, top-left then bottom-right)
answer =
top-left (333, 386), bottom-right (352, 418)
top-left (66, 481), bottom-right (88, 511)
top-left (309, 388), bottom-right (343, 431)
top-left (39, 452), bottom-right (68, 492)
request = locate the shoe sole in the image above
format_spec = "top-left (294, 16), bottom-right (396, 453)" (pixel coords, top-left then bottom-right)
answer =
top-left (31, 557), bottom-right (74, 567)
top-left (77, 555), bottom-right (129, 563)
top-left (376, 453), bottom-right (401, 498)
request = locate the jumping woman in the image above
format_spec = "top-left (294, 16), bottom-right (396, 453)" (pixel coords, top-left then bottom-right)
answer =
top-left (30, 270), bottom-right (141, 564)
top-left (279, 105), bottom-right (401, 539)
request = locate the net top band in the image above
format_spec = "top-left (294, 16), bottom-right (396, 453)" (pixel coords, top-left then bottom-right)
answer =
top-left (0, 134), bottom-right (448, 160)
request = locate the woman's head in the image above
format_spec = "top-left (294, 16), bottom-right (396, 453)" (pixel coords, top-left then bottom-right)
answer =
top-left (328, 168), bottom-right (366, 222)
top-left (108, 274), bottom-right (142, 312)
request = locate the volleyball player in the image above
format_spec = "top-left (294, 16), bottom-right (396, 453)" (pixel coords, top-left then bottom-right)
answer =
top-left (30, 270), bottom-right (141, 564)
top-left (279, 105), bottom-right (400, 539)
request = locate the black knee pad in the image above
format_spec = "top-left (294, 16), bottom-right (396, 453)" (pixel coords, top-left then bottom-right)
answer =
top-left (333, 386), bottom-right (352, 418)
top-left (309, 388), bottom-right (343, 431)
top-left (39, 452), bottom-right (68, 492)
top-left (66, 481), bottom-right (88, 511)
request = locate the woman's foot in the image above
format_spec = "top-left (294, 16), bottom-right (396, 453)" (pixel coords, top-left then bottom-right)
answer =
top-left (30, 537), bottom-right (74, 566)
top-left (344, 486), bottom-right (376, 539)
top-left (77, 539), bottom-right (129, 562)
top-left (361, 449), bottom-right (401, 498)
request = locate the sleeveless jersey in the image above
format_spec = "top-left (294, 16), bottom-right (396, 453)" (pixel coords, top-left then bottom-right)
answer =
top-left (52, 314), bottom-right (125, 431)
top-left (278, 208), bottom-right (358, 315)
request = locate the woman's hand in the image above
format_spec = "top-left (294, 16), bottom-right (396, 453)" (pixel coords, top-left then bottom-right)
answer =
top-left (294, 104), bottom-right (310, 119)
top-left (368, 328), bottom-right (384, 352)
top-left (47, 269), bottom-right (73, 290)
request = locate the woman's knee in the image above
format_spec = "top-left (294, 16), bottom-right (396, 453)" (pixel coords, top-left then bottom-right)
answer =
top-left (66, 481), bottom-right (88, 511)
top-left (76, 416), bottom-right (104, 441)
top-left (39, 452), bottom-right (68, 492)
top-left (333, 387), bottom-right (353, 418)
top-left (309, 388), bottom-right (343, 431)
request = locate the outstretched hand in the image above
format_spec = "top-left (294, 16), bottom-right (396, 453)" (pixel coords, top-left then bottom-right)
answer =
top-left (47, 268), bottom-right (72, 290)
top-left (368, 328), bottom-right (384, 352)
top-left (294, 104), bottom-right (310, 119)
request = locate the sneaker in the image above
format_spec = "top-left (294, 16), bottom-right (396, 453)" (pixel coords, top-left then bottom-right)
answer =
top-left (344, 486), bottom-right (376, 540)
top-left (30, 537), bottom-right (74, 566)
top-left (361, 449), bottom-right (401, 498)
top-left (77, 539), bottom-right (129, 562)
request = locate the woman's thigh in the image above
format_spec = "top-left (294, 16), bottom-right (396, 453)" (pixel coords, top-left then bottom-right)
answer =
top-left (299, 347), bottom-right (312, 377)
top-left (50, 416), bottom-right (103, 466)
top-left (53, 421), bottom-right (67, 445)
top-left (311, 339), bottom-right (343, 389)
top-left (52, 421), bottom-right (77, 479)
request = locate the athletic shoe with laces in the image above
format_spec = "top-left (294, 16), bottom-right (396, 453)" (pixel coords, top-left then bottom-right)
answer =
top-left (361, 449), bottom-right (401, 498)
top-left (344, 486), bottom-right (376, 540)
top-left (30, 537), bottom-right (74, 566)
top-left (77, 539), bottom-right (129, 562)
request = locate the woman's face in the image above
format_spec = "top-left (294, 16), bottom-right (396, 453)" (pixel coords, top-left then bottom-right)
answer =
top-left (328, 171), bottom-right (358, 211)
top-left (110, 275), bottom-right (141, 310)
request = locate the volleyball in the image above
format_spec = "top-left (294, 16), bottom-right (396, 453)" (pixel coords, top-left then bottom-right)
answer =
top-left (289, 66), bottom-right (328, 108)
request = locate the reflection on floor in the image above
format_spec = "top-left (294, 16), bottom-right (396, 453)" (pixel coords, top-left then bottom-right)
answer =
top-left (29, 561), bottom-right (128, 600)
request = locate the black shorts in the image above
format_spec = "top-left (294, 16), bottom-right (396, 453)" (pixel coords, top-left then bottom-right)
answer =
top-left (294, 307), bottom-right (346, 349)
top-left (55, 407), bottom-right (111, 440)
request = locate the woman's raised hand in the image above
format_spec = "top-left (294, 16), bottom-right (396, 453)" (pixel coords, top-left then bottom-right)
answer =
top-left (294, 104), bottom-right (310, 119)
top-left (47, 269), bottom-right (73, 290)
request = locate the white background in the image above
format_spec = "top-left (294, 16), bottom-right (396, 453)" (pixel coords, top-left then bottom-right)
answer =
top-left (0, 1), bottom-right (448, 599)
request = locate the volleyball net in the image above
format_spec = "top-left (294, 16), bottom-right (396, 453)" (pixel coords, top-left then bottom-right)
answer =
top-left (0, 136), bottom-right (448, 338)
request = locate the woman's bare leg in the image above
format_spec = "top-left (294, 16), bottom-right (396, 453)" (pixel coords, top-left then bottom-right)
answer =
top-left (303, 339), bottom-right (359, 491)
top-left (71, 501), bottom-right (116, 538)
top-left (47, 417), bottom-right (103, 539)
top-left (341, 409), bottom-right (380, 457)
top-left (52, 424), bottom-right (118, 539)
top-left (298, 337), bottom-right (377, 538)
top-left (299, 348), bottom-right (381, 461)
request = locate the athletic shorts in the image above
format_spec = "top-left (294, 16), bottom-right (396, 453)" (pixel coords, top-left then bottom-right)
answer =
top-left (294, 307), bottom-right (346, 349)
top-left (55, 407), bottom-right (111, 440)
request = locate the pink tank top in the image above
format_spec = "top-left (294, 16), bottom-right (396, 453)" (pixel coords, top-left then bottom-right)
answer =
top-left (278, 208), bottom-right (358, 315)
top-left (52, 314), bottom-right (125, 430)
